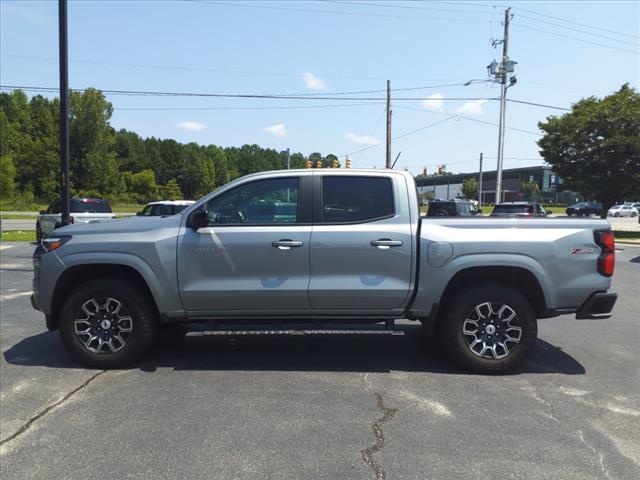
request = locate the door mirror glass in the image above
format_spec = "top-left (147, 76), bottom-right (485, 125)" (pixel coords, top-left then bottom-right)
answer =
top-left (190, 209), bottom-right (210, 230)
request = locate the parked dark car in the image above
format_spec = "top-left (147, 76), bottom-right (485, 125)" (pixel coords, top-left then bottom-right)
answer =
top-left (566, 202), bottom-right (602, 216)
top-left (426, 199), bottom-right (477, 217)
top-left (490, 202), bottom-right (547, 218)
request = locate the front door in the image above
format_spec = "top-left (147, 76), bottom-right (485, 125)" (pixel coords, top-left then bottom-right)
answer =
top-left (178, 175), bottom-right (312, 313)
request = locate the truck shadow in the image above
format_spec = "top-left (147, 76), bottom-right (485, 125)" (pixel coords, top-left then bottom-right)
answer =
top-left (4, 327), bottom-right (585, 376)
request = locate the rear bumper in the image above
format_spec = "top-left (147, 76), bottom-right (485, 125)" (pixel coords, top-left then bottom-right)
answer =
top-left (576, 292), bottom-right (617, 319)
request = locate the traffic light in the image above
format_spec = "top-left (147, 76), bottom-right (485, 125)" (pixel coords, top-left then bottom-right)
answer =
top-left (332, 159), bottom-right (339, 168)
top-left (305, 160), bottom-right (312, 168)
top-left (345, 157), bottom-right (351, 168)
top-left (437, 165), bottom-right (443, 174)
top-left (315, 160), bottom-right (323, 168)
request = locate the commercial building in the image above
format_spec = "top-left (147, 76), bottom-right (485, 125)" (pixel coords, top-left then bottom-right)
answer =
top-left (415, 165), bottom-right (584, 205)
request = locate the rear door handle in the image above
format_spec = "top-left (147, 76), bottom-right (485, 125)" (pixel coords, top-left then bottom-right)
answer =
top-left (370, 239), bottom-right (403, 248)
top-left (272, 239), bottom-right (304, 250)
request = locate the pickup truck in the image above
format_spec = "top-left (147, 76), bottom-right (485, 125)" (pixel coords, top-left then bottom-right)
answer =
top-left (31, 169), bottom-right (617, 373)
top-left (36, 198), bottom-right (116, 243)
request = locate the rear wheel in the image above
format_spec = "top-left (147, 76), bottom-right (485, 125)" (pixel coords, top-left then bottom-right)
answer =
top-left (440, 284), bottom-right (537, 374)
top-left (59, 278), bottom-right (158, 368)
top-left (432, 210), bottom-right (449, 216)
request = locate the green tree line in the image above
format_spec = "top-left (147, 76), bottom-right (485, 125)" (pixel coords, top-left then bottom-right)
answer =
top-left (0, 88), bottom-right (338, 205)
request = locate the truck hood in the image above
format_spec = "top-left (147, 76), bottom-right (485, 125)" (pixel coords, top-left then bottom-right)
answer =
top-left (52, 214), bottom-right (184, 236)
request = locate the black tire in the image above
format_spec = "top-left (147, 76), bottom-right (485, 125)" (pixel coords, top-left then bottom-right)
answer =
top-left (59, 278), bottom-right (158, 369)
top-left (440, 284), bottom-right (537, 374)
top-left (432, 209), bottom-right (449, 217)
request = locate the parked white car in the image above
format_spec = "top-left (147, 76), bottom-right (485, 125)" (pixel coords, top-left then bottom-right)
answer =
top-left (136, 200), bottom-right (195, 217)
top-left (37, 198), bottom-right (115, 243)
top-left (607, 204), bottom-right (638, 217)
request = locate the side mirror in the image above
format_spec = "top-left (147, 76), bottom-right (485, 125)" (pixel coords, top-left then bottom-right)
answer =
top-left (190, 209), bottom-right (209, 230)
top-left (136, 212), bottom-right (142, 216)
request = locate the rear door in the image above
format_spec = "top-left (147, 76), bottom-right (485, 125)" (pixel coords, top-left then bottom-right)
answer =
top-left (308, 174), bottom-right (414, 311)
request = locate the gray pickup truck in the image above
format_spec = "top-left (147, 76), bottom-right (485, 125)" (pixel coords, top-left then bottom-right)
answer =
top-left (32, 169), bottom-right (617, 373)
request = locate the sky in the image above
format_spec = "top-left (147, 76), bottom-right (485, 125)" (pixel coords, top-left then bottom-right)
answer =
top-left (1, 0), bottom-right (638, 176)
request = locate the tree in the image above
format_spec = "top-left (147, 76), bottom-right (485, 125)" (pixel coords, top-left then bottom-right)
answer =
top-left (538, 84), bottom-right (640, 218)
top-left (159, 179), bottom-right (182, 200)
top-left (520, 181), bottom-right (539, 202)
top-left (123, 169), bottom-right (158, 203)
top-left (461, 177), bottom-right (478, 199)
top-left (0, 155), bottom-right (16, 198)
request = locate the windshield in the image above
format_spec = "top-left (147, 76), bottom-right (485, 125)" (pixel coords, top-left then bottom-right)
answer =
top-left (70, 199), bottom-right (112, 213)
top-left (493, 204), bottom-right (532, 214)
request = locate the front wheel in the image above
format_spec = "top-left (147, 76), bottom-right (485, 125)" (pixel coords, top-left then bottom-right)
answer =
top-left (59, 278), bottom-right (158, 368)
top-left (440, 284), bottom-right (537, 374)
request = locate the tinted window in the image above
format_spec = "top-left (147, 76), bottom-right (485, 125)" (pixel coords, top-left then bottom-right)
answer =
top-left (206, 177), bottom-right (299, 224)
top-left (322, 177), bottom-right (394, 223)
top-left (493, 204), bottom-right (529, 214)
top-left (70, 199), bottom-right (112, 213)
top-left (173, 204), bottom-right (190, 214)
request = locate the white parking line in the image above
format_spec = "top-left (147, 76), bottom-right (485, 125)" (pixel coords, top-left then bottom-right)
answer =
top-left (0, 245), bottom-right (14, 251)
top-left (0, 291), bottom-right (33, 301)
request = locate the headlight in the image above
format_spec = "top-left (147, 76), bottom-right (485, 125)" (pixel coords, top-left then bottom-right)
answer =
top-left (41, 235), bottom-right (72, 253)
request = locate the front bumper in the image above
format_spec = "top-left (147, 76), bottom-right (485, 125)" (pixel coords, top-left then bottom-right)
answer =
top-left (576, 292), bottom-right (617, 319)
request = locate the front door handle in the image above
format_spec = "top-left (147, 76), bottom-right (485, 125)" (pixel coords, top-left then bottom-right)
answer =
top-left (272, 239), bottom-right (304, 250)
top-left (370, 239), bottom-right (403, 249)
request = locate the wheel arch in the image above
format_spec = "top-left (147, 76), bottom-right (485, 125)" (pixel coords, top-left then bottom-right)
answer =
top-left (49, 263), bottom-right (160, 331)
top-left (438, 266), bottom-right (547, 320)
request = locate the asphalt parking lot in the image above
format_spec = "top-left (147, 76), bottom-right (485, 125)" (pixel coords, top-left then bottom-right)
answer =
top-left (1, 242), bottom-right (639, 480)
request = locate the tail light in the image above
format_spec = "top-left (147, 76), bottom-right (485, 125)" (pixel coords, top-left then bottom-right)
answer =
top-left (595, 230), bottom-right (615, 277)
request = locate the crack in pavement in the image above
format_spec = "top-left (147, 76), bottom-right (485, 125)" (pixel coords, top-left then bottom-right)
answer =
top-left (577, 430), bottom-right (613, 480)
top-left (0, 371), bottom-right (105, 449)
top-left (361, 392), bottom-right (399, 480)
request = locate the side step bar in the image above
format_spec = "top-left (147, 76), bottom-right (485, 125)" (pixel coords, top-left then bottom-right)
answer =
top-left (186, 329), bottom-right (405, 337)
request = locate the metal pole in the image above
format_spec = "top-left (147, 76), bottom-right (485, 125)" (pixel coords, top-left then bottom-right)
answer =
top-left (58, 0), bottom-right (70, 226)
top-left (495, 7), bottom-right (510, 205)
top-left (478, 152), bottom-right (483, 206)
top-left (286, 148), bottom-right (290, 169)
top-left (385, 80), bottom-right (391, 169)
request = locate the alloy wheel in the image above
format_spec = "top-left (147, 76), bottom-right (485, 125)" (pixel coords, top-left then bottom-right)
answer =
top-left (74, 297), bottom-right (134, 353)
top-left (462, 302), bottom-right (522, 360)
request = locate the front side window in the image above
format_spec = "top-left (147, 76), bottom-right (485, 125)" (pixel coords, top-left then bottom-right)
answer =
top-left (205, 177), bottom-right (299, 225)
top-left (322, 176), bottom-right (394, 223)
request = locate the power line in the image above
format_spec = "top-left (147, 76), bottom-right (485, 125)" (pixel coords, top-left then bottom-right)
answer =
top-left (0, 84), bottom-right (498, 102)
top-left (197, 0), bottom-right (488, 22)
top-left (325, 0), bottom-right (493, 16)
top-left (114, 102), bottom-right (385, 111)
top-left (1, 54), bottom-right (460, 83)
top-left (512, 23), bottom-right (638, 55)
top-left (513, 5), bottom-right (640, 40)
top-left (507, 99), bottom-right (571, 111)
top-left (516, 13), bottom-right (639, 47)
top-left (393, 104), bottom-right (542, 136)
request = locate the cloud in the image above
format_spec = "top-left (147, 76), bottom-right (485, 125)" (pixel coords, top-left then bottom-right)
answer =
top-left (343, 132), bottom-right (382, 146)
top-left (264, 124), bottom-right (288, 139)
top-left (456, 99), bottom-right (487, 116)
top-left (176, 121), bottom-right (206, 132)
top-left (302, 72), bottom-right (328, 91)
top-left (422, 93), bottom-right (445, 112)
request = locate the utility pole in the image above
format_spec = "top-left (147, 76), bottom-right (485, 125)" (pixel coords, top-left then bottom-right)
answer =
top-left (386, 79), bottom-right (392, 169)
top-left (478, 152), bottom-right (483, 206)
top-left (488, 6), bottom-right (516, 204)
top-left (58, 0), bottom-right (71, 226)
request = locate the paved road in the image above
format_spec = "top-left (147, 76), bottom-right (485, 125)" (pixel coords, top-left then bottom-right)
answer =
top-left (1, 242), bottom-right (639, 479)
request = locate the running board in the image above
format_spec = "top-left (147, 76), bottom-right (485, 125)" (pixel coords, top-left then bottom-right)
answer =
top-left (185, 329), bottom-right (404, 337)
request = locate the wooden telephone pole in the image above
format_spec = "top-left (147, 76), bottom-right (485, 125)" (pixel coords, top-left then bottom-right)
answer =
top-left (386, 80), bottom-right (392, 169)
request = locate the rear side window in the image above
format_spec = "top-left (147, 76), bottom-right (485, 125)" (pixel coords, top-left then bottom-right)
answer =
top-left (493, 204), bottom-right (528, 214)
top-left (70, 199), bottom-right (112, 213)
top-left (322, 177), bottom-right (394, 223)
